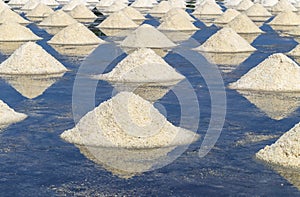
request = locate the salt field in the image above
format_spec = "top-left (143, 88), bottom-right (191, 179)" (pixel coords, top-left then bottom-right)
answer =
top-left (1, 0), bottom-right (300, 196)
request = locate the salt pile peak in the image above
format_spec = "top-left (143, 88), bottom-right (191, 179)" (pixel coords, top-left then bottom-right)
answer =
top-left (0, 22), bottom-right (42, 41)
top-left (195, 27), bottom-right (256, 53)
top-left (245, 3), bottom-right (272, 17)
top-left (158, 14), bottom-right (198, 31)
top-left (48, 22), bottom-right (105, 45)
top-left (214, 9), bottom-right (240, 24)
top-left (236, 0), bottom-right (254, 10)
top-left (69, 4), bottom-right (97, 19)
top-left (271, 0), bottom-right (297, 12)
top-left (26, 3), bottom-right (54, 18)
top-left (0, 100), bottom-right (27, 127)
top-left (97, 11), bottom-right (138, 29)
top-left (0, 42), bottom-right (67, 75)
top-left (0, 8), bottom-right (31, 25)
top-left (61, 92), bottom-right (199, 149)
top-left (39, 10), bottom-right (78, 27)
top-left (192, 1), bottom-right (223, 15)
top-left (161, 8), bottom-right (195, 22)
top-left (98, 48), bottom-right (185, 82)
top-left (225, 14), bottom-right (263, 33)
top-left (268, 11), bottom-right (300, 26)
top-left (229, 53), bottom-right (300, 92)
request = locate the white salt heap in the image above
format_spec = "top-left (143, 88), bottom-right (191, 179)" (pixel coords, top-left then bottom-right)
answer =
top-left (131, 0), bottom-right (157, 8)
top-left (0, 42), bottom-right (67, 75)
top-left (158, 13), bottom-right (198, 31)
top-left (268, 11), bottom-right (300, 26)
top-left (214, 9), bottom-right (240, 24)
top-left (259, 0), bottom-right (278, 7)
top-left (21, 0), bottom-right (59, 11)
top-left (225, 0), bottom-right (242, 7)
top-left (0, 1), bottom-right (9, 10)
top-left (236, 0), bottom-right (254, 10)
top-left (121, 24), bottom-right (176, 49)
top-left (8, 0), bottom-right (28, 7)
top-left (104, 1), bottom-right (127, 14)
top-left (63, 0), bottom-right (87, 12)
top-left (0, 100), bottom-right (27, 127)
top-left (161, 8), bottom-right (195, 22)
top-left (121, 6), bottom-right (145, 22)
top-left (226, 14), bottom-right (263, 34)
top-left (0, 8), bottom-right (31, 25)
top-left (229, 53), bottom-right (300, 91)
top-left (169, 0), bottom-right (186, 8)
top-left (97, 11), bottom-right (138, 29)
top-left (245, 3), bottom-right (272, 17)
top-left (271, 0), bottom-right (297, 12)
top-left (69, 4), bottom-right (97, 20)
top-left (149, 1), bottom-right (172, 14)
top-left (39, 10), bottom-right (78, 27)
top-left (195, 27), bottom-right (256, 53)
top-left (256, 122), bottom-right (300, 168)
top-left (61, 92), bottom-right (199, 149)
top-left (26, 3), bottom-right (54, 18)
top-left (96, 0), bottom-right (114, 9)
top-left (192, 2), bottom-right (223, 15)
top-left (0, 22), bottom-right (42, 41)
top-left (97, 48), bottom-right (185, 82)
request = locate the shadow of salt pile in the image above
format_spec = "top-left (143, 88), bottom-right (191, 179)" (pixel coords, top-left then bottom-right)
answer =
top-left (273, 167), bottom-right (300, 190)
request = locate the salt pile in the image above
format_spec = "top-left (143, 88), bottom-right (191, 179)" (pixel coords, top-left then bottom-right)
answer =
top-left (121, 6), bottom-right (145, 22)
top-left (271, 0), bottom-right (297, 13)
top-left (236, 0), bottom-right (254, 10)
top-left (268, 11), bottom-right (300, 26)
top-left (69, 4), bottom-right (97, 20)
top-left (0, 1), bottom-right (9, 10)
top-left (245, 3), bottom-right (272, 17)
top-left (131, 0), bottom-right (157, 8)
top-left (195, 27), bottom-right (256, 53)
top-left (214, 9), bottom-right (240, 25)
top-left (26, 3), bottom-right (54, 19)
top-left (260, 0), bottom-right (279, 7)
top-left (161, 8), bottom-right (195, 22)
top-left (256, 122), bottom-right (300, 168)
top-left (229, 53), bottom-right (300, 91)
top-left (8, 0), bottom-right (28, 8)
top-left (48, 22), bottom-right (105, 45)
top-left (97, 11), bottom-right (138, 29)
top-left (169, 0), bottom-right (186, 8)
top-left (0, 22), bottom-right (42, 42)
top-left (0, 8), bottom-right (31, 25)
top-left (120, 24), bottom-right (176, 49)
top-left (225, 0), bottom-right (242, 7)
top-left (158, 13), bottom-right (198, 31)
top-left (97, 48), bottom-right (185, 82)
top-left (39, 10), bottom-right (78, 27)
top-left (149, 1), bottom-right (172, 14)
top-left (225, 14), bottom-right (263, 34)
top-left (96, 0), bottom-right (114, 9)
top-left (21, 0), bottom-right (59, 11)
top-left (192, 2), bottom-right (223, 16)
top-left (61, 92), bottom-right (198, 149)
top-left (0, 100), bottom-right (27, 127)
top-left (104, 1), bottom-right (127, 14)
top-left (63, 0), bottom-right (88, 12)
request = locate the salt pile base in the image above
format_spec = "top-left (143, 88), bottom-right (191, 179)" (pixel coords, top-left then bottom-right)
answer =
top-left (0, 100), bottom-right (27, 128)
top-left (0, 8), bottom-right (31, 25)
top-left (61, 92), bottom-right (199, 149)
top-left (268, 11), bottom-right (300, 26)
top-left (0, 23), bottom-right (42, 42)
top-left (256, 122), bottom-right (300, 168)
top-left (229, 53), bottom-right (300, 92)
top-left (96, 48), bottom-right (185, 83)
top-left (48, 22), bottom-right (105, 45)
top-left (39, 10), bottom-right (78, 27)
top-left (0, 42), bottom-right (67, 75)
top-left (97, 11), bottom-right (138, 29)
top-left (195, 27), bottom-right (256, 53)
top-left (69, 4), bottom-right (97, 22)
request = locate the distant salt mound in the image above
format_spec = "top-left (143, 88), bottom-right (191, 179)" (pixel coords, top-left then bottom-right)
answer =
top-left (95, 0), bottom-right (114, 9)
top-left (229, 53), bottom-right (300, 91)
top-left (104, 1), bottom-right (127, 14)
top-left (0, 100), bottom-right (27, 127)
top-left (271, 0), bottom-right (297, 13)
top-left (193, 2), bottom-right (223, 15)
top-left (260, 0), bottom-right (278, 7)
top-left (149, 1), bottom-right (172, 14)
top-left (121, 24), bottom-right (176, 49)
top-left (69, 4), bottom-right (97, 20)
top-left (225, 0), bottom-right (242, 7)
top-left (226, 14), bottom-right (263, 33)
top-left (195, 27), bottom-right (256, 53)
top-left (0, 8), bottom-right (31, 25)
top-left (169, 0), bottom-right (186, 8)
top-left (21, 0), bottom-right (59, 11)
top-left (245, 3), bottom-right (272, 17)
top-left (268, 11), bottom-right (300, 26)
top-left (39, 10), bottom-right (78, 27)
top-left (26, 3), bottom-right (54, 18)
top-left (97, 11), bottom-right (138, 29)
top-left (121, 6), bottom-right (145, 22)
top-left (63, 0), bottom-right (87, 11)
top-left (161, 8), bottom-right (195, 22)
top-left (236, 0), bottom-right (254, 10)
top-left (0, 22), bottom-right (41, 41)
top-left (256, 122), bottom-right (300, 168)
top-left (97, 48), bottom-right (184, 82)
top-left (158, 14), bottom-right (198, 31)
top-left (0, 42), bottom-right (67, 75)
top-left (8, 0), bottom-right (28, 8)
top-left (214, 9), bottom-right (240, 25)
top-left (61, 92), bottom-right (199, 148)
top-left (48, 22), bottom-right (105, 45)
top-left (131, 0), bottom-right (157, 8)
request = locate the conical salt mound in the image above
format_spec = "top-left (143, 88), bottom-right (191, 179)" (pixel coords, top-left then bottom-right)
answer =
top-left (192, 2), bottom-right (223, 15)
top-left (0, 42), bottom-right (67, 75)
top-left (22, 0), bottom-right (59, 11)
top-left (287, 44), bottom-right (300, 56)
top-left (0, 8), bottom-right (31, 25)
top-left (226, 14), bottom-right (263, 33)
top-left (169, 0), bottom-right (186, 8)
top-left (97, 48), bottom-right (185, 82)
top-left (26, 3), bottom-right (54, 18)
top-left (121, 6), bottom-right (145, 21)
top-left (229, 53), bottom-right (300, 91)
top-left (236, 0), bottom-right (254, 10)
top-left (261, 0), bottom-right (278, 7)
top-left (225, 0), bottom-right (242, 6)
top-left (104, 1), bottom-right (127, 13)
top-left (0, 22), bottom-right (42, 41)
top-left (120, 24), bottom-right (176, 49)
top-left (161, 8), bottom-right (195, 22)
top-left (96, 0), bottom-right (114, 8)
top-left (268, 11), bottom-right (300, 26)
top-left (48, 22), bottom-right (105, 45)
top-left (61, 92), bottom-right (199, 148)
top-left (69, 4), bottom-right (97, 20)
top-left (271, 0), bottom-right (297, 12)
top-left (214, 9), bottom-right (240, 24)
top-left (63, 0), bottom-right (87, 11)
top-left (149, 1), bottom-right (172, 14)
top-left (0, 100), bottom-right (27, 127)
top-left (245, 3), bottom-right (272, 17)
top-left (131, 0), bottom-right (156, 8)
top-left (158, 14), bottom-right (198, 31)
top-left (195, 27), bottom-right (256, 53)
top-left (256, 122), bottom-right (300, 168)
top-left (39, 10), bottom-right (78, 27)
top-left (97, 11), bottom-right (138, 29)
